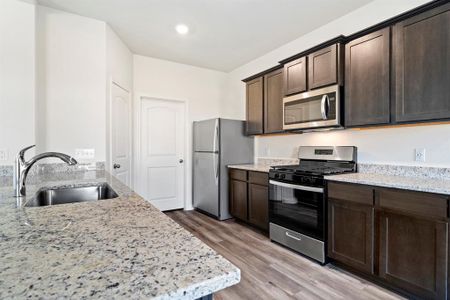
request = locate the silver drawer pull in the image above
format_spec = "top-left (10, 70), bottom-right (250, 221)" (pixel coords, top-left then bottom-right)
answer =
top-left (286, 232), bottom-right (302, 241)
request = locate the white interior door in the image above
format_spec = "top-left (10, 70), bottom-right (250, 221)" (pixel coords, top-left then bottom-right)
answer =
top-left (139, 98), bottom-right (185, 211)
top-left (111, 83), bottom-right (131, 186)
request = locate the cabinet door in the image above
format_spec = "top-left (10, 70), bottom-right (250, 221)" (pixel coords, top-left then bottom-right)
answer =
top-left (379, 210), bottom-right (448, 299)
top-left (345, 28), bottom-right (390, 127)
top-left (229, 179), bottom-right (248, 221)
top-left (308, 44), bottom-right (340, 90)
top-left (283, 57), bottom-right (307, 96)
top-left (264, 68), bottom-right (283, 133)
top-left (328, 199), bottom-right (374, 274)
top-left (248, 183), bottom-right (269, 230)
top-left (393, 4), bottom-right (450, 123)
top-left (246, 77), bottom-right (264, 135)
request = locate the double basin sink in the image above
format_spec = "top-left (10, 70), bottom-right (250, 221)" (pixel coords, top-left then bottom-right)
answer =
top-left (25, 183), bottom-right (119, 207)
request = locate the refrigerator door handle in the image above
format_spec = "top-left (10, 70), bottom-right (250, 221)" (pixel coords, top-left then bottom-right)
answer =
top-left (213, 119), bottom-right (219, 153)
top-left (214, 153), bottom-right (219, 184)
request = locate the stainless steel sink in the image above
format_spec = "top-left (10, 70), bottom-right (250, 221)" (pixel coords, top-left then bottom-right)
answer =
top-left (25, 183), bottom-right (119, 207)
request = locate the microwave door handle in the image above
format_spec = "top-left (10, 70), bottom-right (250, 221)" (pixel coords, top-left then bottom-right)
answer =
top-left (321, 95), bottom-right (329, 120)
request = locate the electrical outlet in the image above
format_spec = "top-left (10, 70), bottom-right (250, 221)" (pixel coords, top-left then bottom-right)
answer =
top-left (75, 149), bottom-right (95, 160)
top-left (415, 148), bottom-right (426, 162)
top-left (0, 149), bottom-right (8, 161)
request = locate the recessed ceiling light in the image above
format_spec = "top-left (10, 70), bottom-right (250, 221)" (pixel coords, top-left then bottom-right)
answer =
top-left (175, 24), bottom-right (189, 35)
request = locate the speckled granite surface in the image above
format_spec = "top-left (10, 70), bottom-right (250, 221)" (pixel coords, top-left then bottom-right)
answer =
top-left (0, 161), bottom-right (105, 178)
top-left (0, 171), bottom-right (240, 299)
top-left (325, 170), bottom-right (450, 195)
top-left (228, 164), bottom-right (272, 173)
top-left (358, 163), bottom-right (450, 180)
top-left (228, 157), bottom-right (299, 173)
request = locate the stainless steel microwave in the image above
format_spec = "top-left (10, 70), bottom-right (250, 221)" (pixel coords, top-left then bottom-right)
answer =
top-left (283, 85), bottom-right (341, 131)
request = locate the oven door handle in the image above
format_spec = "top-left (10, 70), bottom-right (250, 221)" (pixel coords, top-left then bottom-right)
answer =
top-left (269, 180), bottom-right (324, 193)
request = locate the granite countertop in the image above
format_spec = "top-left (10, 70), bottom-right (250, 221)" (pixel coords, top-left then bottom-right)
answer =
top-left (227, 164), bottom-right (271, 173)
top-left (228, 158), bottom-right (300, 173)
top-left (0, 170), bottom-right (240, 299)
top-left (325, 172), bottom-right (450, 195)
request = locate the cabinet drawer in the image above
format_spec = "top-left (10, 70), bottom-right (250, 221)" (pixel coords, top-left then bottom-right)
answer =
top-left (328, 182), bottom-right (373, 205)
top-left (249, 171), bottom-right (268, 186)
top-left (229, 169), bottom-right (247, 181)
top-left (376, 188), bottom-right (448, 219)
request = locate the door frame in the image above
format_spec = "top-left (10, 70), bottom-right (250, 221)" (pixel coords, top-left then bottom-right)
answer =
top-left (133, 93), bottom-right (189, 210)
top-left (108, 79), bottom-right (133, 186)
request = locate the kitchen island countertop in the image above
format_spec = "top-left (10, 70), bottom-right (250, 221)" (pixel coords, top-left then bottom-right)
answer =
top-left (0, 170), bottom-right (240, 299)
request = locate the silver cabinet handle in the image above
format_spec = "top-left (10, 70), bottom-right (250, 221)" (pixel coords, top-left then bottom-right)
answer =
top-left (286, 232), bottom-right (302, 241)
top-left (113, 163), bottom-right (121, 169)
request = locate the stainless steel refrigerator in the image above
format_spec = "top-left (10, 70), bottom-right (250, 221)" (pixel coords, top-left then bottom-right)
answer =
top-left (193, 118), bottom-right (254, 220)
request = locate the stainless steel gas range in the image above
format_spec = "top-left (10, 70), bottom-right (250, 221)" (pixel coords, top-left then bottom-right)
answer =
top-left (268, 146), bottom-right (357, 264)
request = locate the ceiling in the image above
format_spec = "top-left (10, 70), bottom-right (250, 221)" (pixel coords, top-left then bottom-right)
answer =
top-left (37, 0), bottom-right (373, 72)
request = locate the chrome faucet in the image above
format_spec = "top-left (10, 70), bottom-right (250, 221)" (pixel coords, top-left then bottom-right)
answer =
top-left (14, 145), bottom-right (78, 197)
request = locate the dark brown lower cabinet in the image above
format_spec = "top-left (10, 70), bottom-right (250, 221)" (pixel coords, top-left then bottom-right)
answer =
top-left (229, 179), bottom-right (247, 221)
top-left (328, 181), bottom-right (450, 299)
top-left (229, 169), bottom-right (269, 231)
top-left (379, 210), bottom-right (448, 299)
top-left (249, 183), bottom-right (269, 230)
top-left (328, 199), bottom-right (374, 274)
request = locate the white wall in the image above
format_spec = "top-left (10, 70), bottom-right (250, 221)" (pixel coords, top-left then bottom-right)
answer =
top-left (133, 55), bottom-right (227, 209)
top-left (106, 25), bottom-right (133, 91)
top-left (0, 0), bottom-right (36, 165)
top-left (36, 5), bottom-right (106, 162)
top-left (105, 25), bottom-right (133, 172)
top-left (223, 0), bottom-right (450, 167)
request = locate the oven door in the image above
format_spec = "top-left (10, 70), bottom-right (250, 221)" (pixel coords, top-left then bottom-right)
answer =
top-left (283, 85), bottom-right (340, 130)
top-left (269, 180), bottom-right (325, 241)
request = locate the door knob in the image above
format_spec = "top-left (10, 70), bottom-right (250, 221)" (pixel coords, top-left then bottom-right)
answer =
top-left (179, 159), bottom-right (184, 163)
top-left (113, 163), bottom-right (121, 169)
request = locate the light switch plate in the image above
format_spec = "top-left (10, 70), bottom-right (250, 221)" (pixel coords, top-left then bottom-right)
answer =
top-left (75, 149), bottom-right (95, 160)
top-left (415, 148), bottom-right (426, 162)
top-left (0, 149), bottom-right (7, 161)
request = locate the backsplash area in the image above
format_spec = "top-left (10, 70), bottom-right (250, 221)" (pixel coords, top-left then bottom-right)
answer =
top-left (0, 162), bottom-right (105, 177)
top-left (255, 123), bottom-right (450, 167)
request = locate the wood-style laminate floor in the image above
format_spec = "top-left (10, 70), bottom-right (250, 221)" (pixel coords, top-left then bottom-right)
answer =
top-left (166, 210), bottom-right (405, 300)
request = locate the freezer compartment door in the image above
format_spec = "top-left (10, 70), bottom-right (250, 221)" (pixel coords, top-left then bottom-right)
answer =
top-left (193, 119), bottom-right (220, 152)
top-left (193, 152), bottom-right (219, 216)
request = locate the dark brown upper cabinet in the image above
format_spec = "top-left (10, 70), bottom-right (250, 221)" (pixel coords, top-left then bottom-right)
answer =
top-left (283, 57), bottom-right (307, 96)
top-left (264, 68), bottom-right (284, 134)
top-left (245, 77), bottom-right (264, 135)
top-left (345, 28), bottom-right (391, 127)
top-left (393, 3), bottom-right (450, 123)
top-left (308, 43), bottom-right (343, 90)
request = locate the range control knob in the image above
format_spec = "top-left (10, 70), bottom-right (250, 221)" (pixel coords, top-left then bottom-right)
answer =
top-left (274, 173), bottom-right (280, 179)
top-left (280, 174), bottom-right (286, 179)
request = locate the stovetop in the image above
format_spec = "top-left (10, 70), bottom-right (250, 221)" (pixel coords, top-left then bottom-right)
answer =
top-left (269, 160), bottom-right (357, 187)
top-left (271, 164), bottom-right (354, 176)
